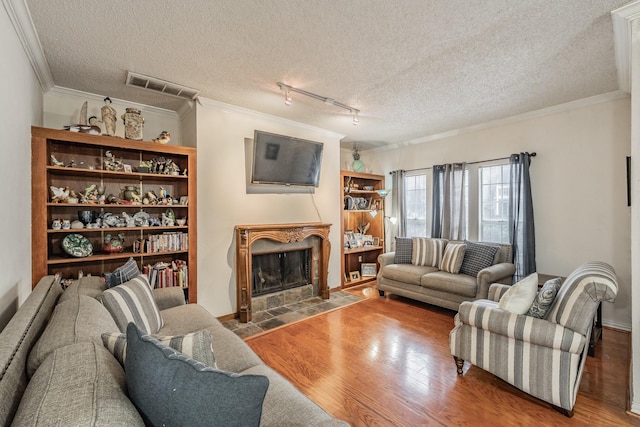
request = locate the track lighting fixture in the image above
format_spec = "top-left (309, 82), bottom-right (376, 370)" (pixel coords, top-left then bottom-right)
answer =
top-left (284, 89), bottom-right (292, 106)
top-left (277, 82), bottom-right (360, 125)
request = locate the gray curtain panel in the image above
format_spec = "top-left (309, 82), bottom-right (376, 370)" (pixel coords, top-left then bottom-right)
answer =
top-left (390, 170), bottom-right (406, 251)
top-left (509, 152), bottom-right (536, 281)
top-left (432, 163), bottom-right (467, 240)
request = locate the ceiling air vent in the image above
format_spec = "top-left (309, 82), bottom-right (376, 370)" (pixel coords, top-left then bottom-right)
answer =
top-left (125, 71), bottom-right (200, 101)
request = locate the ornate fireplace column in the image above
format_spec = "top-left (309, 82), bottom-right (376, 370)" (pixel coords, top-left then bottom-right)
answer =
top-left (235, 222), bottom-right (331, 323)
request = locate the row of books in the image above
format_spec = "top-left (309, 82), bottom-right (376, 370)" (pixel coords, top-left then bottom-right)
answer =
top-left (142, 260), bottom-right (188, 288)
top-left (145, 232), bottom-right (189, 253)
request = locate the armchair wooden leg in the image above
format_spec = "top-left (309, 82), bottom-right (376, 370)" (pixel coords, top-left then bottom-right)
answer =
top-left (551, 405), bottom-right (574, 418)
top-left (453, 356), bottom-right (464, 375)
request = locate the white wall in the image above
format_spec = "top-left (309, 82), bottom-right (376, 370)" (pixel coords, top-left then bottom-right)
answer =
top-left (42, 87), bottom-right (183, 144)
top-left (0, 4), bottom-right (43, 329)
top-left (361, 96), bottom-right (632, 330)
top-left (195, 98), bottom-right (343, 317)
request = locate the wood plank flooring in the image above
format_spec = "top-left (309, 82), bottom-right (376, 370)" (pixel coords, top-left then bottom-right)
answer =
top-left (246, 286), bottom-right (640, 426)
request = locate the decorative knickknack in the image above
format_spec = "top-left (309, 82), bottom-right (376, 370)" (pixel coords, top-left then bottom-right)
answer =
top-left (352, 143), bottom-right (364, 172)
top-left (122, 108), bottom-right (145, 140)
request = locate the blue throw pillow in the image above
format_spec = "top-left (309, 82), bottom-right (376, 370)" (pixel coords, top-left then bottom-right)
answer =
top-left (459, 241), bottom-right (500, 277)
top-left (528, 277), bottom-right (563, 319)
top-left (104, 257), bottom-right (141, 288)
top-left (394, 237), bottom-right (413, 264)
top-left (125, 323), bottom-right (269, 427)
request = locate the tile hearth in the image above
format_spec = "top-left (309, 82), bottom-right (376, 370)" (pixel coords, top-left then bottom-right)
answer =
top-left (222, 290), bottom-right (363, 339)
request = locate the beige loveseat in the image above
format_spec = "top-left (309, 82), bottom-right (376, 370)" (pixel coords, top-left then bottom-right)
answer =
top-left (377, 239), bottom-right (515, 310)
top-left (0, 275), bottom-right (348, 426)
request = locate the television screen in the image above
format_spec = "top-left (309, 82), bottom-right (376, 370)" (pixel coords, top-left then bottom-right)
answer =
top-left (251, 130), bottom-right (323, 187)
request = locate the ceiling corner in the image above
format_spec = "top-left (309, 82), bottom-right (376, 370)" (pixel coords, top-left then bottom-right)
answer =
top-left (612, 1), bottom-right (640, 93)
top-left (3, 0), bottom-right (53, 91)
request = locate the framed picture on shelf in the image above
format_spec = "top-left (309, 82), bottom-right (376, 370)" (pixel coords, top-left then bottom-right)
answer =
top-left (373, 237), bottom-right (380, 246)
top-left (361, 263), bottom-right (377, 277)
top-left (123, 164), bottom-right (133, 173)
top-left (349, 271), bottom-right (361, 281)
top-left (363, 235), bottom-right (374, 246)
top-left (345, 231), bottom-right (357, 248)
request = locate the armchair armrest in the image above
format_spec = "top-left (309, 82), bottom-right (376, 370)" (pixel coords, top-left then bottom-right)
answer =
top-left (487, 283), bottom-right (511, 302)
top-left (457, 300), bottom-right (586, 354)
top-left (153, 287), bottom-right (186, 311)
top-left (476, 263), bottom-right (516, 299)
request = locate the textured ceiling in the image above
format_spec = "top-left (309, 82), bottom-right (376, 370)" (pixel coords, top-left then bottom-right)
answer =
top-left (24, 0), bottom-right (630, 148)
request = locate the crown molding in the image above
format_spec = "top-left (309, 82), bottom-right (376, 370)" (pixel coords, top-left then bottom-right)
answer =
top-left (197, 96), bottom-right (345, 140)
top-left (2, 0), bottom-right (53, 91)
top-left (47, 86), bottom-right (180, 119)
top-left (612, 1), bottom-right (640, 94)
top-left (372, 90), bottom-right (629, 151)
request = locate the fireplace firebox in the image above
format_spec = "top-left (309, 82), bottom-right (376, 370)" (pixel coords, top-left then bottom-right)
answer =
top-left (252, 248), bottom-right (311, 296)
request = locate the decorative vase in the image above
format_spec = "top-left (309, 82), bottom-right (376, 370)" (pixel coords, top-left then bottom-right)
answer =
top-left (121, 108), bottom-right (145, 140)
top-left (123, 185), bottom-right (138, 202)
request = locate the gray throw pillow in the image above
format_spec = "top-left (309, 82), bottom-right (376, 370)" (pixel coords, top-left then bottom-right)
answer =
top-left (125, 323), bottom-right (269, 427)
top-left (528, 277), bottom-right (562, 319)
top-left (459, 241), bottom-right (500, 277)
top-left (394, 237), bottom-right (413, 264)
top-left (104, 257), bottom-right (142, 288)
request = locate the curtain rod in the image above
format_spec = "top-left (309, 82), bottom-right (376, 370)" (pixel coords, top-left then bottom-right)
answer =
top-left (389, 152), bottom-right (537, 174)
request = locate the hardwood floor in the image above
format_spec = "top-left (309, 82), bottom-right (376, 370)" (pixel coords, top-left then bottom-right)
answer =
top-left (246, 286), bottom-right (640, 426)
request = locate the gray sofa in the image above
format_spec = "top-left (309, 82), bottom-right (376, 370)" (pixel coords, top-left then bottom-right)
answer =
top-left (0, 275), bottom-right (348, 426)
top-left (377, 239), bottom-right (516, 311)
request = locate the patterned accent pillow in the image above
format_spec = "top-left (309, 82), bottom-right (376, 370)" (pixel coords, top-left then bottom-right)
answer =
top-left (101, 275), bottom-right (164, 334)
top-left (439, 243), bottom-right (467, 274)
top-left (104, 257), bottom-right (142, 288)
top-left (394, 237), bottom-right (413, 264)
top-left (459, 241), bottom-right (500, 277)
top-left (125, 323), bottom-right (269, 427)
top-left (527, 277), bottom-right (562, 319)
top-left (102, 329), bottom-right (217, 368)
top-left (411, 237), bottom-right (447, 267)
top-left (498, 273), bottom-right (539, 314)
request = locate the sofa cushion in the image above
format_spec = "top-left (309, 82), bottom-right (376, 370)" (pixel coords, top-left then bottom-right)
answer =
top-left (101, 274), bottom-right (164, 334)
top-left (527, 277), bottom-right (562, 319)
top-left (420, 271), bottom-right (477, 297)
top-left (439, 243), bottom-right (466, 274)
top-left (380, 263), bottom-right (439, 286)
top-left (411, 237), bottom-right (447, 267)
top-left (125, 323), bottom-right (269, 427)
top-left (394, 237), bottom-right (413, 264)
top-left (159, 304), bottom-right (265, 373)
top-left (104, 257), bottom-right (142, 288)
top-left (14, 342), bottom-right (144, 426)
top-left (102, 329), bottom-right (216, 367)
top-left (498, 273), bottom-right (538, 314)
top-left (459, 241), bottom-right (500, 277)
top-left (27, 294), bottom-right (119, 378)
top-left (241, 363), bottom-right (349, 427)
top-left (58, 276), bottom-right (107, 304)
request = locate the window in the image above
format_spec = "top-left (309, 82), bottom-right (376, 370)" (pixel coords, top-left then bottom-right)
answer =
top-left (479, 164), bottom-right (510, 243)
top-left (404, 173), bottom-right (428, 237)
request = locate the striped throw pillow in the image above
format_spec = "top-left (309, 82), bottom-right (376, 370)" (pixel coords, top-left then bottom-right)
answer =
top-left (439, 243), bottom-right (467, 273)
top-left (411, 238), bottom-right (447, 267)
top-left (104, 257), bottom-right (142, 288)
top-left (102, 329), bottom-right (216, 368)
top-left (101, 275), bottom-right (164, 334)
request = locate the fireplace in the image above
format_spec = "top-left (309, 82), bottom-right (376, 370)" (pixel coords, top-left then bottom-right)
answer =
top-left (235, 223), bottom-right (331, 322)
top-left (252, 248), bottom-right (312, 296)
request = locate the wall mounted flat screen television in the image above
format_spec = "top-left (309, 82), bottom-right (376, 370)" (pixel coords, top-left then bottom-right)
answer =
top-left (251, 130), bottom-right (324, 187)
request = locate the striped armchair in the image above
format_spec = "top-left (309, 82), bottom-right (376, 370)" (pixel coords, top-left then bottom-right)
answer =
top-left (449, 262), bottom-right (618, 416)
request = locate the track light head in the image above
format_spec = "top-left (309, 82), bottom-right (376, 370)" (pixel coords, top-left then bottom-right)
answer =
top-left (284, 90), bottom-right (292, 106)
